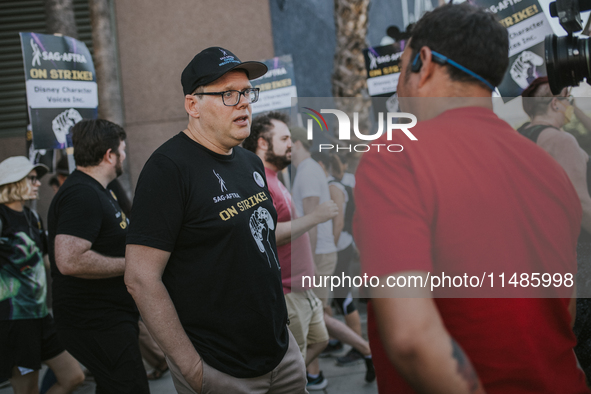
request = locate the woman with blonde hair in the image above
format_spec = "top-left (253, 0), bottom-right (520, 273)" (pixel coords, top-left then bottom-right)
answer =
top-left (0, 156), bottom-right (84, 394)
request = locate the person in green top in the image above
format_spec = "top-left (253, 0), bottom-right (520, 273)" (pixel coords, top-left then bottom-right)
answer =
top-left (0, 156), bottom-right (83, 394)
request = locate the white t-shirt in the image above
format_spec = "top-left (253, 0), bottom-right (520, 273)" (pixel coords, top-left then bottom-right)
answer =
top-left (292, 158), bottom-right (337, 255)
top-left (341, 172), bottom-right (356, 188)
top-left (327, 176), bottom-right (353, 252)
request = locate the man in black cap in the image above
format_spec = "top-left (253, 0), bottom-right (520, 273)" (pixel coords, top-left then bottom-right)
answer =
top-left (125, 47), bottom-right (307, 394)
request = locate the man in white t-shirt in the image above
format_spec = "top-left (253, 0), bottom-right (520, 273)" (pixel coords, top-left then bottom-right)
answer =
top-left (290, 127), bottom-right (338, 308)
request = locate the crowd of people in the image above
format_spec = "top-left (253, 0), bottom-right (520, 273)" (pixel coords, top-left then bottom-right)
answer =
top-left (242, 113), bottom-right (375, 390)
top-left (1, 2), bottom-right (591, 394)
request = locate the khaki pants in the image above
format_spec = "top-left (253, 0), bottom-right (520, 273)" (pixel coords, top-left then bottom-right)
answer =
top-left (284, 290), bottom-right (328, 360)
top-left (167, 329), bottom-right (307, 394)
top-left (313, 252), bottom-right (338, 307)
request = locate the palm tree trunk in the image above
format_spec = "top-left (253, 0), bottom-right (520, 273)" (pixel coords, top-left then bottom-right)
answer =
top-left (88, 0), bottom-right (132, 196)
top-left (332, 0), bottom-right (371, 144)
top-left (88, 0), bottom-right (124, 127)
top-left (45, 0), bottom-right (78, 38)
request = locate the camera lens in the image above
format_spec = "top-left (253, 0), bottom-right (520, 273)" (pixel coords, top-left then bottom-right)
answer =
top-left (545, 34), bottom-right (591, 94)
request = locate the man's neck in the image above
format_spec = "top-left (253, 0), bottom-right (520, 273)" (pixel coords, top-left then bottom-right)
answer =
top-left (76, 166), bottom-right (113, 189)
top-left (255, 151), bottom-right (280, 174)
top-left (409, 77), bottom-right (493, 121)
top-left (530, 114), bottom-right (562, 130)
top-left (411, 96), bottom-right (493, 122)
top-left (261, 161), bottom-right (279, 174)
top-left (184, 123), bottom-right (233, 155)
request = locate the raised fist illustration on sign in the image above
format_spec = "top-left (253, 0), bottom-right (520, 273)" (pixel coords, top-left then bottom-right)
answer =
top-left (52, 108), bottom-right (82, 146)
top-left (510, 51), bottom-right (544, 89)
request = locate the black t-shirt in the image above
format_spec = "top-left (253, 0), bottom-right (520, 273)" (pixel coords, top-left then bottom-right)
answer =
top-left (47, 170), bottom-right (137, 330)
top-left (127, 132), bottom-right (288, 378)
top-left (0, 205), bottom-right (48, 320)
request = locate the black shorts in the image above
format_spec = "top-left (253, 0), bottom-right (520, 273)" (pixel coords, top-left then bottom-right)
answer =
top-left (57, 321), bottom-right (149, 394)
top-left (333, 243), bottom-right (356, 298)
top-left (333, 244), bottom-right (358, 315)
top-left (0, 314), bottom-right (65, 380)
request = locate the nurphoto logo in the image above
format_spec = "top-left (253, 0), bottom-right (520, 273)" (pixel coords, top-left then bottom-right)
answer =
top-left (304, 107), bottom-right (418, 153)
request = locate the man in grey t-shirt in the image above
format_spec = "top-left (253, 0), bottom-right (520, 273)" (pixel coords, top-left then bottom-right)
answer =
top-left (290, 127), bottom-right (338, 306)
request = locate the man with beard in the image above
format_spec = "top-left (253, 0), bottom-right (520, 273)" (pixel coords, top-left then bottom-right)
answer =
top-left (48, 119), bottom-right (149, 394)
top-left (243, 112), bottom-right (337, 387)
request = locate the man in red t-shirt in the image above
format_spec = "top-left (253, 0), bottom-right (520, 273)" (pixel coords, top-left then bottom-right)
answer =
top-left (354, 3), bottom-right (590, 394)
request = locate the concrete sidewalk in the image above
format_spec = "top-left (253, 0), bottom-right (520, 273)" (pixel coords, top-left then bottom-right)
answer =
top-left (0, 308), bottom-right (377, 394)
top-left (0, 352), bottom-right (377, 393)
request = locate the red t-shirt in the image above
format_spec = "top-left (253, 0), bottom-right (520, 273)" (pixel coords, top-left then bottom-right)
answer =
top-left (354, 107), bottom-right (589, 393)
top-left (265, 168), bottom-right (314, 293)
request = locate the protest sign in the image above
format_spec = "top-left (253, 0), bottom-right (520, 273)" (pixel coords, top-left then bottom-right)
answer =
top-left (251, 54), bottom-right (298, 115)
top-left (26, 125), bottom-right (55, 173)
top-left (19, 32), bottom-right (97, 149)
top-left (363, 44), bottom-right (403, 118)
top-left (474, 0), bottom-right (553, 98)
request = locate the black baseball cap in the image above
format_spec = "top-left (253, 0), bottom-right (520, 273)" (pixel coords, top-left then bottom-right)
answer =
top-left (181, 47), bottom-right (268, 95)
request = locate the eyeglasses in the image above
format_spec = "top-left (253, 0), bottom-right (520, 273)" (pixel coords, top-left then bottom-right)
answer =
top-left (26, 175), bottom-right (39, 184)
top-left (194, 88), bottom-right (260, 106)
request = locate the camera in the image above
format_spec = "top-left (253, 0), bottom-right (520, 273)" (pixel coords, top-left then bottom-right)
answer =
top-left (545, 0), bottom-right (591, 94)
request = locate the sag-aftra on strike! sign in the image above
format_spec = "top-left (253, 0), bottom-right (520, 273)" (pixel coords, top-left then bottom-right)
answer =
top-left (20, 32), bottom-right (98, 150)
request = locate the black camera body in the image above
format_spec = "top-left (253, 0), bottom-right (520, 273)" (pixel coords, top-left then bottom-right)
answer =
top-left (545, 0), bottom-right (591, 93)
top-left (551, 0), bottom-right (584, 32)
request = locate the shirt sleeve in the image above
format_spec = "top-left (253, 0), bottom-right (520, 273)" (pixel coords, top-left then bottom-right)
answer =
top-left (268, 179), bottom-right (291, 224)
top-left (126, 153), bottom-right (184, 252)
top-left (353, 150), bottom-right (433, 278)
top-left (55, 185), bottom-right (103, 244)
top-left (329, 181), bottom-right (348, 204)
top-left (267, 181), bottom-right (281, 212)
top-left (297, 165), bottom-right (324, 199)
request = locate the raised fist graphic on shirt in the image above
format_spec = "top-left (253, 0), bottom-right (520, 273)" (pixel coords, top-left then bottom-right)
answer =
top-left (249, 207), bottom-right (279, 269)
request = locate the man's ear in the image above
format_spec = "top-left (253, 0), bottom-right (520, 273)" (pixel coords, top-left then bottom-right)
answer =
top-left (257, 136), bottom-right (269, 152)
top-left (416, 46), bottom-right (436, 89)
top-left (103, 148), bottom-right (115, 165)
top-left (185, 95), bottom-right (201, 119)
